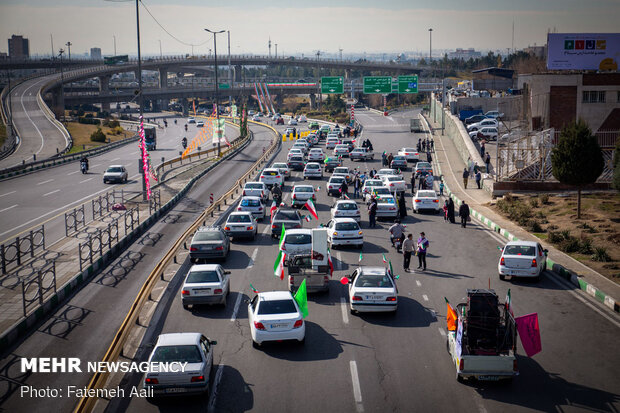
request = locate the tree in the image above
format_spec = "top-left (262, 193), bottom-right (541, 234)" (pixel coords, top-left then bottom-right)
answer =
top-left (551, 120), bottom-right (604, 218)
top-left (90, 127), bottom-right (106, 143)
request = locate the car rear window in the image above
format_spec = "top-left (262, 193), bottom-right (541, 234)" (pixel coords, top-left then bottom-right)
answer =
top-left (338, 203), bottom-right (357, 210)
top-left (285, 234), bottom-right (312, 244)
top-left (257, 299), bottom-right (297, 315)
top-left (334, 168), bottom-right (348, 173)
top-left (107, 167), bottom-right (124, 173)
top-left (330, 177), bottom-right (345, 183)
top-left (387, 176), bottom-right (401, 182)
top-left (263, 170), bottom-right (278, 176)
top-left (417, 191), bottom-right (436, 198)
top-left (151, 345), bottom-right (202, 363)
top-left (335, 222), bottom-right (359, 231)
top-left (246, 183), bottom-right (262, 189)
top-left (504, 245), bottom-right (536, 256)
top-left (187, 270), bottom-right (220, 283)
top-left (228, 214), bottom-right (251, 223)
top-left (241, 199), bottom-right (261, 207)
top-left (275, 210), bottom-right (300, 220)
top-left (416, 163), bottom-right (431, 168)
top-left (355, 274), bottom-right (393, 288)
top-left (306, 164), bottom-right (319, 169)
top-left (273, 164), bottom-right (287, 169)
top-left (374, 188), bottom-right (391, 195)
top-left (365, 180), bottom-right (382, 187)
top-left (378, 197), bottom-right (395, 204)
top-left (295, 187), bottom-right (313, 193)
top-left (393, 156), bottom-right (406, 161)
top-left (194, 231), bottom-right (223, 241)
top-left (290, 156), bottom-right (303, 162)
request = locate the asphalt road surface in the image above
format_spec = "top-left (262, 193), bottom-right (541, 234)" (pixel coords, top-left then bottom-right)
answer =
top-left (111, 109), bottom-right (620, 413)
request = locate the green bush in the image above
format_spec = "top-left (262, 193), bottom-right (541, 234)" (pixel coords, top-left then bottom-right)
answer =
top-left (578, 237), bottom-right (593, 255)
top-left (90, 128), bottom-right (106, 143)
top-left (548, 230), bottom-right (563, 244)
top-left (539, 194), bottom-right (550, 204)
top-left (108, 119), bottom-right (120, 128)
top-left (559, 237), bottom-right (580, 253)
top-left (529, 221), bottom-right (544, 233)
top-left (529, 198), bottom-right (539, 208)
top-left (592, 247), bottom-right (612, 262)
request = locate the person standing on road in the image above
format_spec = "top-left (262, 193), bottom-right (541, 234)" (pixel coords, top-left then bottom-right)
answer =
top-left (422, 140), bottom-right (426, 152)
top-left (353, 175), bottom-right (361, 198)
top-left (340, 180), bottom-right (349, 199)
top-left (410, 173), bottom-right (416, 194)
top-left (475, 170), bottom-right (482, 189)
top-left (425, 173), bottom-right (434, 191)
top-left (430, 138), bottom-right (434, 152)
top-left (403, 234), bottom-right (415, 272)
top-left (439, 179), bottom-right (445, 196)
top-left (387, 153), bottom-right (394, 166)
top-left (443, 200), bottom-right (449, 221)
top-left (462, 167), bottom-right (470, 189)
top-left (459, 201), bottom-right (471, 228)
top-left (418, 175), bottom-right (425, 190)
top-left (398, 192), bottom-right (407, 219)
top-left (417, 139), bottom-right (422, 153)
top-left (426, 151), bottom-right (432, 163)
top-left (416, 232), bottom-right (429, 271)
top-left (382, 152), bottom-right (387, 167)
top-left (480, 141), bottom-right (486, 157)
top-left (368, 197), bottom-right (377, 228)
top-left (485, 153), bottom-right (491, 173)
top-left (447, 198), bottom-right (456, 223)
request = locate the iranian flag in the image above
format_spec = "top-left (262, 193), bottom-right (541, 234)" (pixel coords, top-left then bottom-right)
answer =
top-left (505, 289), bottom-right (513, 316)
top-left (382, 254), bottom-right (388, 264)
top-left (250, 283), bottom-right (260, 293)
top-left (358, 251), bottom-right (363, 262)
top-left (327, 251), bottom-right (334, 277)
top-left (273, 250), bottom-right (286, 280)
top-left (270, 201), bottom-right (277, 222)
top-left (279, 225), bottom-right (286, 249)
top-left (304, 198), bottom-right (318, 220)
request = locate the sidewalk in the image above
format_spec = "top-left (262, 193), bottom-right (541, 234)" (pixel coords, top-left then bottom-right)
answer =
top-left (424, 114), bottom-right (620, 313)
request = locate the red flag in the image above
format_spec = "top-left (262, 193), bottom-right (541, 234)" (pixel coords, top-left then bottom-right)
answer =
top-left (304, 198), bottom-right (318, 220)
top-left (515, 313), bottom-right (542, 357)
top-left (270, 200), bottom-right (277, 222)
top-left (445, 298), bottom-right (457, 331)
top-left (327, 252), bottom-right (334, 277)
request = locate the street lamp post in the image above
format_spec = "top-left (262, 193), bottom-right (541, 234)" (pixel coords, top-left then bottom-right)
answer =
top-left (134, 0), bottom-right (146, 200)
top-left (66, 42), bottom-right (72, 61)
top-left (113, 35), bottom-right (116, 56)
top-left (205, 28), bottom-right (226, 157)
top-left (58, 48), bottom-right (65, 122)
top-left (428, 28), bottom-right (432, 63)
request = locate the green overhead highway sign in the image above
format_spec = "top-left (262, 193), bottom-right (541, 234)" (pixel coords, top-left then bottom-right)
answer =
top-left (321, 76), bottom-right (344, 94)
top-left (363, 76), bottom-right (392, 94)
top-left (398, 75), bottom-right (418, 93)
top-left (219, 83), bottom-right (230, 89)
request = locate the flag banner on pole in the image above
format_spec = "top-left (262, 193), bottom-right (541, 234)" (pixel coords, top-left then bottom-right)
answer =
top-left (343, 193), bottom-right (350, 200)
top-left (516, 313), bottom-right (542, 357)
top-left (304, 198), bottom-right (318, 220)
top-left (270, 201), bottom-right (277, 222)
top-left (445, 297), bottom-right (457, 331)
top-left (253, 83), bottom-right (264, 113)
top-left (327, 251), bottom-right (334, 277)
top-left (250, 283), bottom-right (260, 293)
top-left (294, 279), bottom-right (308, 318)
top-left (139, 116), bottom-right (151, 200)
top-left (278, 225), bottom-right (286, 249)
top-left (505, 289), bottom-right (513, 316)
top-left (273, 250), bottom-right (286, 280)
top-left (455, 318), bottom-right (463, 359)
top-left (359, 251), bottom-right (363, 262)
top-left (382, 254), bottom-right (388, 264)
top-left (388, 260), bottom-right (394, 277)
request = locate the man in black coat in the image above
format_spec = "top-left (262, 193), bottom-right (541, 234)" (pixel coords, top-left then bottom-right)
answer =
top-left (459, 201), bottom-right (470, 228)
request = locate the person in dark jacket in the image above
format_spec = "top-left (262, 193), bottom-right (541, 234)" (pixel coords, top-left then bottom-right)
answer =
top-left (459, 201), bottom-right (470, 228)
top-left (462, 167), bottom-right (470, 189)
top-left (398, 192), bottom-right (407, 218)
top-left (447, 198), bottom-right (456, 223)
top-left (410, 173), bottom-right (416, 194)
top-left (340, 180), bottom-right (349, 199)
top-left (426, 151), bottom-right (432, 163)
top-left (368, 197), bottom-right (378, 228)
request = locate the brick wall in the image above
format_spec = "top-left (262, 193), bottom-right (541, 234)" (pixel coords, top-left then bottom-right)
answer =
top-left (549, 86), bottom-right (577, 130)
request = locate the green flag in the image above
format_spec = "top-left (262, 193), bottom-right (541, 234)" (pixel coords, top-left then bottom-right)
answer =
top-left (279, 225), bottom-right (286, 248)
top-left (389, 260), bottom-right (394, 276)
top-left (294, 279), bottom-right (308, 318)
top-left (358, 251), bottom-right (363, 262)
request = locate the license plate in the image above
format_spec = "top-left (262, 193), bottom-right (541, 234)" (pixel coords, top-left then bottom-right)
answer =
top-left (270, 323), bottom-right (288, 329)
top-left (478, 375), bottom-right (500, 381)
top-left (365, 295), bottom-right (382, 300)
top-left (195, 289), bottom-right (211, 294)
top-left (165, 388), bottom-right (187, 393)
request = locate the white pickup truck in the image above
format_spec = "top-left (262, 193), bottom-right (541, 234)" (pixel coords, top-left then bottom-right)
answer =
top-left (447, 289), bottom-right (519, 383)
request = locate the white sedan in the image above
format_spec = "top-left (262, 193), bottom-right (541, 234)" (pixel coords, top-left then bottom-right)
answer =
top-left (376, 168), bottom-right (403, 180)
top-left (303, 162), bottom-right (323, 179)
top-left (291, 184), bottom-right (316, 207)
top-left (331, 200), bottom-right (361, 222)
top-left (181, 264), bottom-right (231, 308)
top-left (326, 217), bottom-right (363, 248)
top-left (380, 175), bottom-right (407, 194)
top-left (412, 190), bottom-right (440, 213)
top-left (237, 196), bottom-right (266, 220)
top-left (347, 266), bottom-right (397, 314)
top-left (248, 291), bottom-right (305, 347)
top-left (308, 149), bottom-right (325, 162)
top-left (498, 241), bottom-right (548, 281)
top-left (271, 162), bottom-right (290, 179)
top-left (280, 229), bottom-right (313, 255)
top-left (288, 118), bottom-right (298, 125)
top-left (398, 147), bottom-right (420, 163)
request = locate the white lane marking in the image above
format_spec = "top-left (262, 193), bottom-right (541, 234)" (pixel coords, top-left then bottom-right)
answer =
top-left (19, 82), bottom-right (45, 155)
top-left (341, 297), bottom-right (349, 324)
top-left (90, 164), bottom-right (101, 168)
top-left (67, 171), bottom-right (79, 175)
top-left (248, 248), bottom-right (258, 268)
top-left (43, 190), bottom-right (60, 197)
top-left (0, 191), bottom-right (16, 198)
top-left (110, 157), bottom-right (120, 161)
top-left (262, 223), bottom-right (271, 234)
top-left (416, 280), bottom-right (421, 287)
top-left (230, 292), bottom-right (243, 322)
top-left (438, 327), bottom-right (446, 336)
top-left (80, 178), bottom-right (93, 184)
top-left (349, 361), bottom-right (364, 412)
top-left (37, 179), bottom-right (54, 186)
top-left (0, 205), bottom-right (18, 213)
top-left (422, 294), bottom-right (429, 301)
top-left (337, 252), bottom-right (342, 270)
top-left (207, 362), bottom-right (225, 413)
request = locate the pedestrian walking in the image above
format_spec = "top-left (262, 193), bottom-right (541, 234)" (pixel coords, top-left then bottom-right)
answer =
top-left (410, 173), bottom-right (416, 194)
top-left (353, 175), bottom-right (361, 198)
top-left (340, 180), bottom-right (349, 199)
top-left (382, 152), bottom-right (387, 167)
top-left (475, 170), bottom-right (482, 189)
top-left (430, 139), bottom-right (434, 151)
top-left (485, 153), bottom-right (491, 173)
top-left (417, 141), bottom-right (421, 153)
top-left (459, 201), bottom-right (471, 228)
top-left (447, 198), bottom-right (456, 223)
top-left (416, 232), bottom-right (429, 271)
top-left (426, 151), bottom-right (432, 163)
top-left (443, 200), bottom-right (449, 221)
top-left (439, 179), bottom-right (444, 196)
top-left (354, 129), bottom-right (358, 138)
top-left (403, 234), bottom-right (415, 272)
top-left (368, 197), bottom-right (377, 228)
top-left (480, 142), bottom-right (485, 157)
top-left (425, 173), bottom-right (434, 190)
top-left (387, 153), bottom-right (394, 166)
top-left (418, 175), bottom-right (425, 190)
top-left (422, 140), bottom-right (426, 152)
top-left (398, 192), bottom-right (407, 219)
top-left (462, 167), bottom-right (470, 189)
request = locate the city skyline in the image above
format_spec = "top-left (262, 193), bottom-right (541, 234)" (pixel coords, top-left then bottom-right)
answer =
top-left (0, 0), bottom-right (618, 58)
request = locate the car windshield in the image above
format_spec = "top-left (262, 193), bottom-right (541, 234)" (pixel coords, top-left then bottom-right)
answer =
top-left (187, 270), bottom-right (220, 283)
top-left (335, 222), bottom-right (359, 231)
top-left (334, 168), bottom-right (348, 174)
top-left (330, 177), bottom-right (345, 183)
top-left (246, 183), bottom-right (262, 189)
top-left (286, 234), bottom-right (312, 244)
top-left (241, 198), bottom-right (261, 207)
top-left (194, 231), bottom-right (223, 241)
top-left (306, 164), bottom-right (319, 169)
top-left (504, 245), bottom-right (536, 256)
top-left (378, 197), bottom-right (395, 204)
top-left (365, 180), bottom-right (382, 187)
top-left (107, 167), bottom-right (123, 173)
top-left (338, 203), bottom-right (357, 210)
top-left (374, 188), bottom-right (391, 195)
top-left (151, 345), bottom-right (202, 364)
top-left (417, 163), bottom-right (431, 168)
top-left (402, 148), bottom-right (416, 152)
top-left (275, 210), bottom-right (300, 220)
top-left (295, 187), bottom-right (313, 193)
top-left (355, 274), bottom-right (393, 288)
top-left (257, 299), bottom-right (297, 315)
top-left (273, 164), bottom-right (287, 169)
top-left (387, 176), bottom-right (402, 182)
top-left (417, 191), bottom-right (436, 198)
top-left (290, 157), bottom-right (303, 162)
top-left (263, 170), bottom-right (278, 176)
top-left (228, 214), bottom-right (251, 223)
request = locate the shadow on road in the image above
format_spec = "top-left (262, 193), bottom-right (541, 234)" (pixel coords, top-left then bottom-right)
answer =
top-left (357, 296), bottom-right (435, 328)
top-left (259, 321), bottom-right (343, 361)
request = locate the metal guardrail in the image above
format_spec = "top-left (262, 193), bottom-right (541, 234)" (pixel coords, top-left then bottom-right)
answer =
top-left (74, 121), bottom-right (280, 413)
top-left (0, 225), bottom-right (45, 275)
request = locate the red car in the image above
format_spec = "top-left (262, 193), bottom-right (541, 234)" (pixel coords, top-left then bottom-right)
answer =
top-left (276, 118), bottom-right (284, 125)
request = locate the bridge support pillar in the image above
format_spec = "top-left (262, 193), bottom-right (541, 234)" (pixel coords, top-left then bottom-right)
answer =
top-left (309, 93), bottom-right (316, 109)
top-left (99, 75), bottom-right (111, 92)
top-left (344, 68), bottom-right (352, 80)
top-left (275, 93), bottom-right (284, 107)
top-left (101, 102), bottom-right (110, 112)
top-left (235, 65), bottom-right (242, 82)
top-left (159, 68), bottom-right (168, 89)
top-left (181, 98), bottom-right (189, 116)
top-left (50, 89), bottom-right (65, 120)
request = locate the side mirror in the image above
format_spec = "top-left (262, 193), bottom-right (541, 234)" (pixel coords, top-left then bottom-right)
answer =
top-left (224, 270), bottom-right (231, 275)
top-left (209, 340), bottom-right (218, 345)
top-left (543, 249), bottom-right (549, 255)
top-left (497, 246), bottom-right (503, 251)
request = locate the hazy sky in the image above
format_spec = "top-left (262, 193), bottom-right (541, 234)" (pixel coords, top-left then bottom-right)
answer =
top-left (0, 0), bottom-right (618, 57)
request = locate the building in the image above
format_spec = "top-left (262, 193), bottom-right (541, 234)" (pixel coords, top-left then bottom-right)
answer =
top-left (524, 45), bottom-right (547, 59)
top-left (8, 35), bottom-right (29, 58)
top-left (448, 48), bottom-right (482, 60)
top-left (471, 67), bottom-right (515, 91)
top-left (90, 47), bottom-right (102, 60)
top-left (517, 73), bottom-right (620, 142)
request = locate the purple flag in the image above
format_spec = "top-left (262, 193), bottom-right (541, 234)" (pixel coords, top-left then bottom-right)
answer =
top-left (516, 313), bottom-right (542, 357)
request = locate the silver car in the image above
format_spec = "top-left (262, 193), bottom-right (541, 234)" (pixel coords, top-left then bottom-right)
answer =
top-left (103, 165), bottom-right (128, 184)
top-left (303, 162), bottom-right (323, 179)
top-left (189, 226), bottom-right (230, 263)
top-left (181, 264), bottom-right (231, 308)
top-left (224, 211), bottom-right (258, 239)
top-left (237, 196), bottom-right (266, 220)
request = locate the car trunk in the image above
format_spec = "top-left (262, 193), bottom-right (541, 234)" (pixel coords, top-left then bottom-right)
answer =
top-left (354, 287), bottom-right (394, 303)
top-left (503, 255), bottom-right (535, 269)
top-left (148, 362), bottom-right (203, 385)
top-left (259, 314), bottom-right (299, 332)
top-left (184, 282), bottom-right (221, 297)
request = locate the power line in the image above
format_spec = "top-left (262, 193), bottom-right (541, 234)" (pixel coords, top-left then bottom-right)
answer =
top-left (139, 0), bottom-right (212, 48)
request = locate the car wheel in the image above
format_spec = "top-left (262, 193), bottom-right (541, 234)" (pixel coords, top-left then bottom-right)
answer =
top-left (190, 257), bottom-right (196, 264)
top-left (499, 273), bottom-right (505, 281)
top-left (252, 340), bottom-right (260, 349)
top-left (456, 372), bottom-right (464, 383)
top-left (221, 295), bottom-right (227, 307)
top-left (350, 308), bottom-right (356, 315)
top-left (299, 337), bottom-right (305, 346)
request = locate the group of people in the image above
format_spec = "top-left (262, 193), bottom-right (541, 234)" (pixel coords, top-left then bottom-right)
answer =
top-left (361, 139), bottom-right (373, 151)
top-left (417, 137), bottom-right (434, 153)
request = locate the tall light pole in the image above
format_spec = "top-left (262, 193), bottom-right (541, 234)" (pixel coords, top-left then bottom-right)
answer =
top-left (134, 0), bottom-right (146, 200)
top-left (275, 43), bottom-right (278, 58)
top-left (205, 28), bottom-right (226, 156)
top-left (159, 40), bottom-right (162, 58)
top-left (428, 28), bottom-right (433, 63)
top-left (113, 35), bottom-right (117, 55)
top-left (227, 31), bottom-right (232, 106)
top-left (58, 48), bottom-right (65, 122)
top-left (65, 42), bottom-right (72, 60)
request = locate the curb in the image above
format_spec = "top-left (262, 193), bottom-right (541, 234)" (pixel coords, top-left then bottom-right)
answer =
top-left (419, 114), bottom-right (620, 315)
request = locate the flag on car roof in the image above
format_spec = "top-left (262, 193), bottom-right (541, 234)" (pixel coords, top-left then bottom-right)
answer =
top-left (343, 193), bottom-right (350, 200)
top-left (250, 283), bottom-right (260, 293)
top-left (382, 254), bottom-right (388, 264)
top-left (358, 251), bottom-right (363, 262)
top-left (294, 279), bottom-right (308, 318)
top-left (279, 225), bottom-right (286, 249)
top-left (273, 250), bottom-right (286, 280)
top-left (304, 198), bottom-right (318, 220)
top-left (388, 260), bottom-right (394, 277)
top-left (270, 200), bottom-right (277, 222)
top-left (445, 297), bottom-right (457, 331)
top-left (505, 289), bottom-right (513, 316)
top-left (327, 249), bottom-right (334, 277)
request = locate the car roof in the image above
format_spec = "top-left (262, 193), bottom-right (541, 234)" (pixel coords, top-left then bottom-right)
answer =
top-left (108, 165), bottom-right (124, 168)
top-left (258, 291), bottom-right (295, 301)
top-left (506, 241), bottom-right (538, 247)
top-left (229, 211), bottom-right (253, 217)
top-left (285, 229), bottom-right (312, 235)
top-left (263, 168), bottom-right (279, 172)
top-left (335, 200), bottom-right (357, 205)
top-left (416, 190), bottom-right (436, 197)
top-left (245, 181), bottom-right (265, 186)
top-left (189, 263), bottom-right (222, 271)
top-left (293, 184), bottom-right (314, 190)
top-left (305, 162), bottom-right (321, 166)
top-left (333, 217), bottom-right (358, 223)
top-left (156, 332), bottom-right (202, 346)
top-left (272, 163), bottom-right (288, 167)
top-left (241, 196), bottom-right (261, 200)
top-left (359, 267), bottom-right (388, 275)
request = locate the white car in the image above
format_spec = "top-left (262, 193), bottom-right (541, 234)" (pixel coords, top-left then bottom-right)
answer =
top-left (364, 186), bottom-right (393, 203)
top-left (331, 200), bottom-right (361, 222)
top-left (332, 166), bottom-right (352, 183)
top-left (468, 127), bottom-right (498, 141)
top-left (467, 118), bottom-right (498, 132)
top-left (181, 264), bottom-right (231, 308)
top-left (326, 137), bottom-right (340, 149)
top-left (298, 115), bottom-right (307, 122)
top-left (280, 229), bottom-right (313, 255)
top-left (143, 332), bottom-right (216, 396)
top-left (243, 182), bottom-right (269, 201)
top-left (333, 144), bottom-right (349, 158)
top-left (485, 110), bottom-right (504, 119)
top-left (288, 148), bottom-right (304, 159)
top-left (375, 195), bottom-right (398, 219)
top-left (498, 241), bottom-right (547, 281)
top-left (326, 176), bottom-right (346, 196)
top-left (380, 175), bottom-right (407, 194)
top-left (224, 211), bottom-right (258, 240)
top-left (187, 117), bottom-right (196, 124)
top-left (398, 147), bottom-right (420, 163)
top-left (414, 162), bottom-right (433, 177)
top-left (288, 118), bottom-right (298, 126)
top-left (196, 121), bottom-right (205, 127)
top-left (308, 148), bottom-right (325, 162)
top-left (291, 142), bottom-right (308, 154)
top-left (412, 190), bottom-right (440, 213)
top-left (271, 162), bottom-right (290, 179)
top-left (252, 115), bottom-right (261, 122)
top-left (290, 184), bottom-right (314, 206)
top-left (248, 291), bottom-right (305, 347)
top-left (326, 218), bottom-right (363, 248)
top-left (303, 162), bottom-right (323, 179)
top-left (260, 168), bottom-right (285, 187)
top-left (361, 179), bottom-right (384, 197)
top-left (103, 165), bottom-right (128, 184)
top-left (237, 196), bottom-right (266, 220)
top-left (375, 168), bottom-right (403, 180)
top-left (350, 147), bottom-right (374, 161)
top-left (347, 266), bottom-right (398, 314)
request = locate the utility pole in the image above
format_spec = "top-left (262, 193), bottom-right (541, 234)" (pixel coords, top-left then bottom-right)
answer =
top-left (159, 39), bottom-right (162, 58)
top-left (205, 28), bottom-right (226, 156)
top-left (113, 35), bottom-right (116, 56)
top-left (268, 37), bottom-right (271, 58)
top-left (339, 47), bottom-right (343, 61)
top-left (6, 69), bottom-right (14, 137)
top-left (58, 49), bottom-right (65, 122)
top-left (316, 50), bottom-right (321, 111)
top-left (275, 44), bottom-right (278, 58)
top-left (135, 0), bottom-right (146, 200)
top-left (228, 31), bottom-right (232, 105)
top-left (50, 34), bottom-right (54, 59)
top-left (66, 42), bottom-right (72, 60)
top-left (428, 28), bottom-right (433, 63)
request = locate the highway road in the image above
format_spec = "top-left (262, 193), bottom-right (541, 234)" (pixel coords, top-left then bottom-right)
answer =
top-left (0, 114), bottom-right (235, 246)
top-left (104, 109), bottom-right (619, 413)
top-left (0, 121), bottom-right (277, 413)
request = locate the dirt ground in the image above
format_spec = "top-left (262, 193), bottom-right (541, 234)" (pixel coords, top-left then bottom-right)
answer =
top-left (490, 192), bottom-right (620, 284)
top-left (65, 122), bottom-right (132, 154)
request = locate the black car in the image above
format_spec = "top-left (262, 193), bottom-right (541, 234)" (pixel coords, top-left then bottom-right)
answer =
top-left (189, 226), bottom-right (230, 263)
top-left (341, 139), bottom-right (355, 152)
top-left (287, 156), bottom-right (305, 171)
top-left (464, 114), bottom-right (486, 126)
top-left (271, 208), bottom-right (303, 237)
top-left (390, 155), bottom-right (408, 170)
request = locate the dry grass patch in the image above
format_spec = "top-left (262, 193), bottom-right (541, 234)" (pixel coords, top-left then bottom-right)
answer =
top-left (65, 122), bottom-right (132, 154)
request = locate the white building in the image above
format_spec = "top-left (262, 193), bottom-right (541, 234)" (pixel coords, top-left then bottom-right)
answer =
top-left (90, 47), bottom-right (102, 60)
top-left (448, 48), bottom-right (482, 60)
